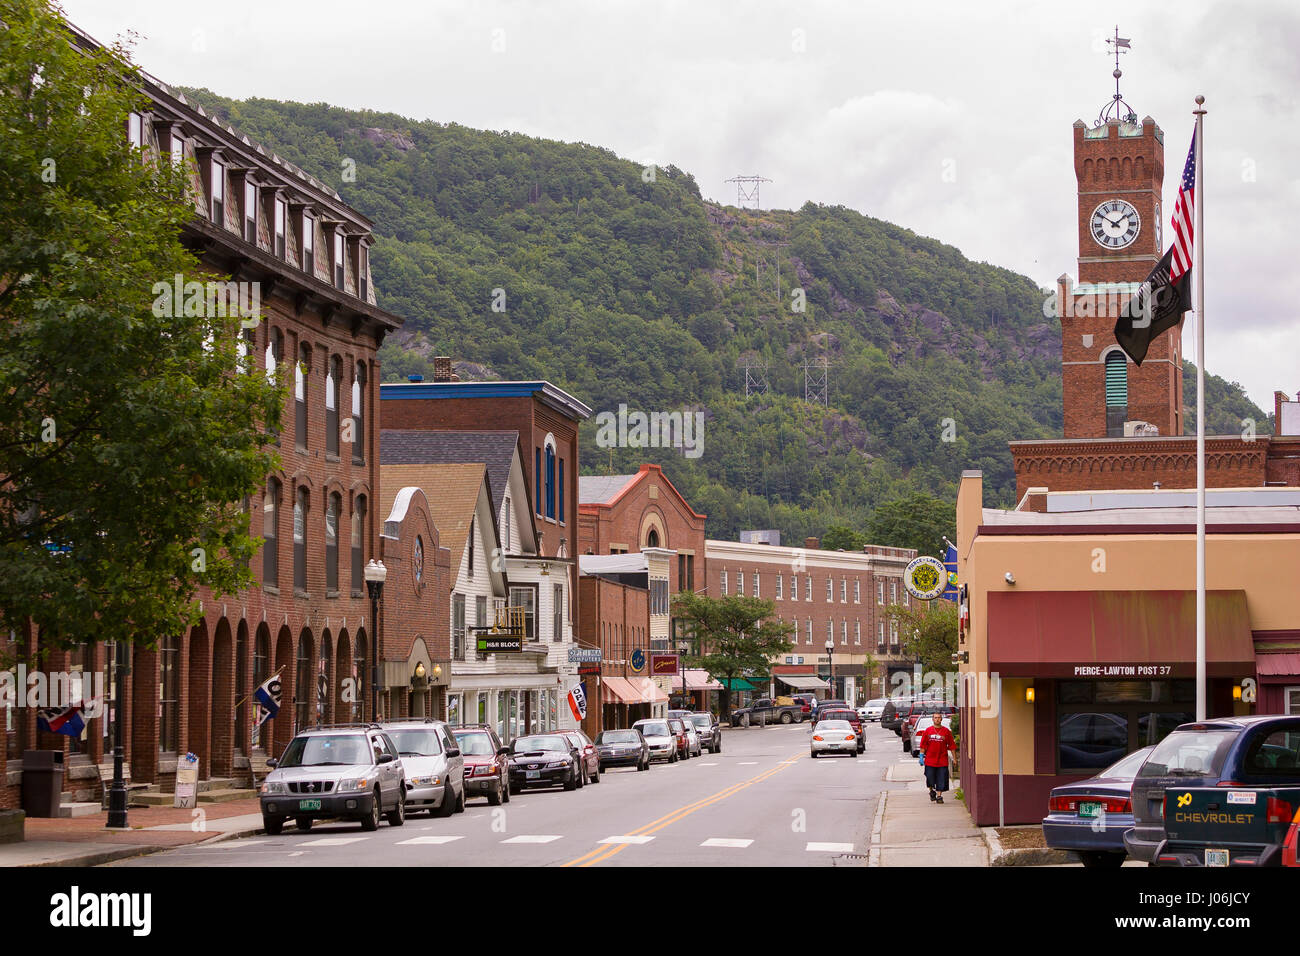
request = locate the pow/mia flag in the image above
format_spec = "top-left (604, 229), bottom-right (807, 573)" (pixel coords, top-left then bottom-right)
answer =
top-left (1115, 247), bottom-right (1191, 366)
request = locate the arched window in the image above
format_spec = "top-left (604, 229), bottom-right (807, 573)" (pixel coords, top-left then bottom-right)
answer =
top-left (352, 362), bottom-right (366, 464)
top-left (1105, 350), bottom-right (1129, 437)
top-left (319, 632), bottom-right (332, 726)
top-left (326, 355), bottom-right (341, 457)
top-left (234, 624), bottom-right (248, 754)
top-left (159, 635), bottom-right (180, 753)
top-left (252, 629), bottom-right (269, 749)
top-left (353, 632), bottom-right (367, 721)
top-left (326, 492), bottom-right (341, 593)
top-left (544, 442), bottom-right (556, 520)
top-left (295, 631), bottom-right (313, 731)
top-left (351, 495), bottom-right (367, 593)
top-left (647, 528), bottom-right (660, 549)
top-left (294, 487), bottom-right (308, 592)
top-left (262, 478), bottom-right (280, 587)
top-left (295, 345), bottom-right (310, 450)
top-left (265, 328), bottom-right (283, 445)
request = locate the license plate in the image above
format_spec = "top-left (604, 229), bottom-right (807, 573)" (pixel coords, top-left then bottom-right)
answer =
top-left (1205, 848), bottom-right (1229, 867)
top-left (1077, 802), bottom-right (1102, 818)
top-left (298, 799), bottom-right (321, 811)
top-left (526, 770), bottom-right (540, 780)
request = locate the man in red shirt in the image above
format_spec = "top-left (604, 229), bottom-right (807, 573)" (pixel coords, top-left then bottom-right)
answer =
top-left (918, 712), bottom-right (956, 804)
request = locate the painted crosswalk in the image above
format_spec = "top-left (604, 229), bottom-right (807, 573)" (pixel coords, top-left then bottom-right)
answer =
top-left (806, 842), bottom-right (854, 853)
top-left (396, 836), bottom-right (464, 845)
top-left (502, 835), bottom-right (563, 844)
top-left (700, 838), bottom-right (752, 848)
top-left (299, 837), bottom-right (366, 847)
top-left (598, 835), bottom-right (655, 845)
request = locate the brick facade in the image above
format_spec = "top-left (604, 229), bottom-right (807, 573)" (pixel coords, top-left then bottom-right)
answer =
top-left (580, 576), bottom-right (651, 737)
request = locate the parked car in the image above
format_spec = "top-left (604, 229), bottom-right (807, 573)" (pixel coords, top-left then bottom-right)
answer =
top-left (507, 733), bottom-right (584, 794)
top-left (881, 694), bottom-right (941, 733)
top-left (811, 719), bottom-right (858, 758)
top-left (381, 719), bottom-right (466, 817)
top-left (557, 729), bottom-right (601, 785)
top-left (903, 705), bottom-right (957, 754)
top-left (668, 709), bottom-right (704, 756)
top-left (667, 717), bottom-right (693, 759)
top-left (260, 724), bottom-right (406, 835)
top-left (859, 699), bottom-right (888, 722)
top-left (1042, 745), bottom-right (1154, 867)
top-left (595, 729), bottom-right (650, 771)
top-left (688, 712), bottom-right (722, 754)
top-left (452, 724), bottom-right (511, 806)
top-left (633, 718), bottom-right (679, 763)
top-left (910, 715), bottom-right (955, 759)
top-left (1124, 714), bottom-right (1300, 863)
top-left (730, 698), bottom-right (804, 726)
top-left (817, 707), bottom-right (865, 753)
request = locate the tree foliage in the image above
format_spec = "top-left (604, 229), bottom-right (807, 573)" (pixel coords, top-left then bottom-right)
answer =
top-left (884, 600), bottom-right (959, 677)
top-left (672, 591), bottom-right (795, 715)
top-left (864, 492), bottom-right (956, 558)
top-left (0, 0), bottom-right (283, 656)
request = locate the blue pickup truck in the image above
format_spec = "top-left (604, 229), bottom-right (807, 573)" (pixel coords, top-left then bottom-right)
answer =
top-left (1152, 784), bottom-right (1300, 866)
top-left (1124, 714), bottom-right (1300, 864)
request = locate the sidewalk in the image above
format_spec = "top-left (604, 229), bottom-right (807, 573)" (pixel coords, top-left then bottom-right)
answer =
top-left (0, 799), bottom-right (263, 867)
top-left (870, 758), bottom-right (988, 866)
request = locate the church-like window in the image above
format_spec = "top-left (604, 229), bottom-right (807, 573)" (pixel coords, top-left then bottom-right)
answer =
top-left (1105, 350), bottom-right (1128, 437)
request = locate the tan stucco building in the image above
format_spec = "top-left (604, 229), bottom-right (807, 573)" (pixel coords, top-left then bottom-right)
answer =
top-left (956, 471), bottom-right (1300, 826)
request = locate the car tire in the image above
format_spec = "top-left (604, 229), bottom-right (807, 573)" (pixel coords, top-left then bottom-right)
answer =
top-left (564, 763), bottom-right (578, 791)
top-left (670, 750), bottom-right (678, 764)
top-left (780, 713), bottom-right (793, 724)
top-left (715, 741), bottom-right (722, 754)
top-left (1080, 851), bottom-right (1126, 869)
top-left (361, 791), bottom-right (381, 832)
top-left (263, 816), bottom-right (284, 836)
top-left (487, 781), bottom-right (502, 806)
top-left (436, 784), bottom-right (457, 818)
top-left (296, 817), bottom-right (314, 832)
top-left (455, 785), bottom-right (466, 813)
top-left (811, 751), bottom-right (818, 758)
top-left (638, 758), bottom-right (649, 771)
top-left (851, 750), bottom-right (859, 759)
top-left (502, 775), bottom-right (511, 803)
top-left (509, 781), bottom-right (522, 796)
top-left (591, 764), bottom-right (600, 784)
top-left (387, 788), bottom-right (406, 827)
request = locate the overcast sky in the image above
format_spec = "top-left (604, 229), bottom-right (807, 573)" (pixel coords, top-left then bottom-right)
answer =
top-left (60, 0), bottom-right (1299, 413)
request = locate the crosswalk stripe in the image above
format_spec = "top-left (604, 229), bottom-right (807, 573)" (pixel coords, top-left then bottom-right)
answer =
top-left (806, 842), bottom-right (855, 853)
top-left (502, 835), bottom-right (562, 844)
top-left (700, 838), bottom-right (752, 848)
top-left (598, 835), bottom-right (654, 845)
top-left (396, 836), bottom-right (464, 845)
top-left (299, 837), bottom-right (366, 847)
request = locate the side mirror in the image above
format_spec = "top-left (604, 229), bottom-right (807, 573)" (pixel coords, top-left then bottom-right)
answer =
top-left (266, 758), bottom-right (278, 768)
top-left (446, 748), bottom-right (461, 758)
top-left (497, 746), bottom-right (511, 756)
top-left (377, 753), bottom-right (395, 764)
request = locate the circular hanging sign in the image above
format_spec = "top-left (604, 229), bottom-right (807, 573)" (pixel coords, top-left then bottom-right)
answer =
top-left (904, 556), bottom-right (947, 601)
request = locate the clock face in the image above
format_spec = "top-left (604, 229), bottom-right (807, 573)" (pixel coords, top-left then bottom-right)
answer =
top-left (1090, 199), bottom-right (1141, 250)
top-left (1153, 200), bottom-right (1162, 251)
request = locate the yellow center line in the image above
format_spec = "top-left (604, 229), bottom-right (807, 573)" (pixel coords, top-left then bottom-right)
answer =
top-left (561, 749), bottom-right (805, 867)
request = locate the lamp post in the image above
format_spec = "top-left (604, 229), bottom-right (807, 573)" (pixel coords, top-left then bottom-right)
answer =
top-left (825, 639), bottom-right (835, 700)
top-left (364, 560), bottom-right (387, 723)
top-left (106, 638), bottom-right (128, 829)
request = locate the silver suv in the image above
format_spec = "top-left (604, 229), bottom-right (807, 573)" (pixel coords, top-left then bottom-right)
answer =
top-left (380, 719), bottom-right (466, 817)
top-left (260, 724), bottom-right (406, 834)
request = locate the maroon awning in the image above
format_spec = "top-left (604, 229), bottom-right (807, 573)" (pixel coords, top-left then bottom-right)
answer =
top-left (1256, 653), bottom-right (1300, 677)
top-left (988, 590), bottom-right (1255, 678)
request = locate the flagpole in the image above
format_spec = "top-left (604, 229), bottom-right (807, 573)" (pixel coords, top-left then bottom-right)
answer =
top-left (1194, 95), bottom-right (1207, 721)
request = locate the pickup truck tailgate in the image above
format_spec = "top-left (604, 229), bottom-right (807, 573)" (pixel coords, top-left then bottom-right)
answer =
top-left (1156, 786), bottom-right (1300, 866)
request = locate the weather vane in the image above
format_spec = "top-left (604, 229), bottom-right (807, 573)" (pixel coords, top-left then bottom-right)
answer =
top-left (1096, 26), bottom-right (1138, 126)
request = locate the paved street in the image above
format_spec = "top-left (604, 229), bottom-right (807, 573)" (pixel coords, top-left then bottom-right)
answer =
top-left (111, 722), bottom-right (915, 867)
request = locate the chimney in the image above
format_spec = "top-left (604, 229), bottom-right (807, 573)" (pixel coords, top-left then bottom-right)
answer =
top-left (433, 356), bottom-right (454, 382)
top-left (804, 536), bottom-right (819, 551)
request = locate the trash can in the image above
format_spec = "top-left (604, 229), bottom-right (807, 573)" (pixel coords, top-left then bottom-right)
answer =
top-left (21, 750), bottom-right (65, 818)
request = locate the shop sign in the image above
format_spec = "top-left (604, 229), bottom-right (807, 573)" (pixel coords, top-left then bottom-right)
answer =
top-left (903, 556), bottom-right (947, 601)
top-left (1072, 664), bottom-right (1174, 677)
top-left (568, 647), bottom-right (603, 663)
top-left (650, 653), bottom-right (679, 676)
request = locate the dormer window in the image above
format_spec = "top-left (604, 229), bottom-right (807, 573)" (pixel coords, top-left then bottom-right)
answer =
top-left (333, 232), bottom-right (345, 289)
top-left (209, 158), bottom-right (225, 224)
top-left (243, 181), bottom-right (257, 243)
top-left (169, 130), bottom-right (184, 168)
top-left (302, 211), bottom-right (315, 275)
top-left (274, 197), bottom-right (287, 260)
top-left (127, 112), bottom-right (143, 149)
top-left (358, 244), bottom-right (369, 300)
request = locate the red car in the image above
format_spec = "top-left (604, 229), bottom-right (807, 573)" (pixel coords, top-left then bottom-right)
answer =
top-left (556, 729), bottom-right (601, 785)
top-left (667, 717), bottom-right (692, 760)
top-left (452, 725), bottom-right (511, 806)
top-left (817, 708), bottom-right (865, 753)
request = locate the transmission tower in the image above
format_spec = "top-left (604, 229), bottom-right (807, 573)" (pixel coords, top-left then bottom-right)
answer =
top-left (742, 362), bottom-right (770, 397)
top-left (754, 240), bottom-right (790, 306)
top-left (803, 357), bottom-right (829, 405)
top-left (725, 175), bottom-right (772, 210)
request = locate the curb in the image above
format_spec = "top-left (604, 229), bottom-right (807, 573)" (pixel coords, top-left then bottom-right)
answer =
top-left (868, 791), bottom-right (888, 867)
top-left (980, 827), bottom-right (1075, 866)
top-left (12, 823), bottom-right (265, 868)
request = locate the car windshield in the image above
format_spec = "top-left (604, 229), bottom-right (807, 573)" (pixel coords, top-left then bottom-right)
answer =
top-left (386, 729), bottom-right (443, 757)
top-left (278, 734), bottom-right (370, 768)
top-left (689, 715), bottom-right (711, 728)
top-left (822, 711), bottom-right (855, 721)
top-left (598, 731), bottom-right (640, 745)
top-left (867, 699), bottom-right (887, 708)
top-left (637, 722), bottom-right (670, 737)
top-left (1136, 729), bottom-right (1237, 778)
top-left (1098, 746), bottom-right (1154, 781)
top-left (512, 735), bottom-right (567, 753)
top-left (816, 720), bottom-right (851, 731)
top-left (454, 732), bottom-right (495, 756)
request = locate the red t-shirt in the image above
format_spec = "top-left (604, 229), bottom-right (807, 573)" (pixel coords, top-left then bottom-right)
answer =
top-left (918, 724), bottom-right (955, 767)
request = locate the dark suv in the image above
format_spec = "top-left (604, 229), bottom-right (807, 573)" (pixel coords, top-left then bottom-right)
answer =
top-left (1125, 715), bottom-right (1300, 863)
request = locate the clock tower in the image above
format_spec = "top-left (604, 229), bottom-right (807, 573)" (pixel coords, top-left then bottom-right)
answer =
top-left (1060, 35), bottom-right (1183, 439)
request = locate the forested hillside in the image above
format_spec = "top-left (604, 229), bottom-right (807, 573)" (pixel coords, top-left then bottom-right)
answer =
top-left (179, 89), bottom-right (1270, 543)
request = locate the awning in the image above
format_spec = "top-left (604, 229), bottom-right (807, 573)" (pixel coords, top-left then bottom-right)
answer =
top-left (718, 678), bottom-right (758, 691)
top-left (601, 677), bottom-right (669, 705)
top-left (987, 590), bottom-right (1256, 678)
top-left (1256, 653), bottom-right (1300, 677)
top-left (682, 668), bottom-right (723, 692)
top-left (777, 674), bottom-right (831, 690)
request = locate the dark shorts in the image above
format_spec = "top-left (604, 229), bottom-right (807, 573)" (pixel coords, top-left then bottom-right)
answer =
top-left (924, 764), bottom-right (950, 792)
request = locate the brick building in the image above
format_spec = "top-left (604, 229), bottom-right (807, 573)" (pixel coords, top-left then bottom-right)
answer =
top-left (3, 28), bottom-right (415, 810)
top-left (704, 538), bottom-right (917, 704)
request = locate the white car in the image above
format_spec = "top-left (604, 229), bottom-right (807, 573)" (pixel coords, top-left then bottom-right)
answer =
top-left (810, 719), bottom-right (858, 758)
top-left (911, 715), bottom-right (954, 758)
top-left (858, 699), bottom-right (887, 722)
top-left (633, 718), bottom-right (679, 763)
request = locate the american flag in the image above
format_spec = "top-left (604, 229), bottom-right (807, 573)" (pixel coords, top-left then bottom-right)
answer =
top-left (1169, 131), bottom-right (1196, 280)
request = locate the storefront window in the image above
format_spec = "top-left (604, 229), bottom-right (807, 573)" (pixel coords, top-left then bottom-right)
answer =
top-left (548, 691), bottom-right (557, 730)
top-left (509, 692), bottom-right (519, 740)
top-left (530, 691), bottom-right (539, 733)
top-left (497, 693), bottom-right (507, 741)
top-left (478, 691), bottom-right (488, 725)
top-left (447, 694), bottom-right (460, 727)
top-left (1057, 680), bottom-right (1195, 772)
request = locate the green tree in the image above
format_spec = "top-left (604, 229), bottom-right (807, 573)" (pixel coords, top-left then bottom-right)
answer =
top-left (672, 591), bottom-right (795, 716)
top-left (866, 492), bottom-right (955, 557)
top-left (820, 524), bottom-right (865, 551)
top-left (0, 0), bottom-right (283, 660)
top-left (884, 600), bottom-right (959, 678)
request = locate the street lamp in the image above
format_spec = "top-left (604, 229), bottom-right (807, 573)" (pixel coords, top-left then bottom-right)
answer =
top-left (825, 639), bottom-right (835, 700)
top-left (364, 559), bottom-right (387, 722)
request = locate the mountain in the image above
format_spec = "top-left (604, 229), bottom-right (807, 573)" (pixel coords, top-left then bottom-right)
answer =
top-left (177, 90), bottom-right (1271, 542)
